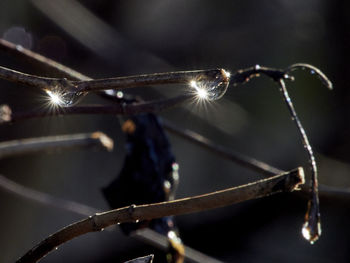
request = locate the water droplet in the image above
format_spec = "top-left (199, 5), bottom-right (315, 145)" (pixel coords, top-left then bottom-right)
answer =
top-left (310, 69), bottom-right (316, 75)
top-left (46, 89), bottom-right (84, 107)
top-left (301, 221), bottom-right (321, 244)
top-left (301, 223), bottom-right (312, 242)
top-left (55, 247), bottom-right (58, 251)
top-left (163, 180), bottom-right (171, 191)
top-left (117, 222), bottom-right (121, 225)
top-left (284, 74), bottom-right (293, 80)
top-left (254, 64), bottom-right (261, 70)
top-left (100, 228), bottom-right (105, 232)
top-left (190, 69), bottom-right (230, 101)
top-left (135, 219), bottom-right (140, 223)
top-left (16, 45), bottom-right (24, 52)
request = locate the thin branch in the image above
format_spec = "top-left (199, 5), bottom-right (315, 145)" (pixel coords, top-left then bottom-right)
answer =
top-left (285, 63), bottom-right (333, 90)
top-left (74, 69), bottom-right (229, 93)
top-left (0, 132), bottom-right (113, 158)
top-left (17, 168), bottom-right (304, 263)
top-left (0, 174), bottom-right (98, 216)
top-left (0, 95), bottom-right (193, 123)
top-left (162, 119), bottom-right (284, 176)
top-left (0, 176), bottom-right (221, 263)
top-left (277, 79), bottom-right (321, 244)
top-left (163, 119), bottom-right (348, 198)
top-left (0, 64), bottom-right (229, 105)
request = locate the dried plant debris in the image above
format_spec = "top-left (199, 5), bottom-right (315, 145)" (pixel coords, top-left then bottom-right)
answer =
top-left (103, 112), bottom-right (184, 263)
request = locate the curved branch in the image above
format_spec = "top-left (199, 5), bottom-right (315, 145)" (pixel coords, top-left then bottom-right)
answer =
top-left (17, 168), bottom-right (304, 263)
top-left (277, 79), bottom-right (321, 244)
top-left (285, 63), bottom-right (333, 90)
top-left (0, 176), bottom-right (223, 263)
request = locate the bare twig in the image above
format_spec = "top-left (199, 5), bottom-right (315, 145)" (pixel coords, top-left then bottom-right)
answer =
top-left (285, 63), bottom-right (333, 90)
top-left (16, 168), bottom-right (304, 263)
top-left (162, 119), bottom-right (284, 176)
top-left (0, 174), bottom-right (98, 216)
top-left (0, 95), bottom-right (193, 123)
top-left (0, 64), bottom-right (230, 106)
top-left (0, 175), bottom-right (222, 263)
top-left (277, 79), bottom-right (321, 244)
top-left (0, 132), bottom-right (113, 158)
top-left (163, 119), bottom-right (349, 198)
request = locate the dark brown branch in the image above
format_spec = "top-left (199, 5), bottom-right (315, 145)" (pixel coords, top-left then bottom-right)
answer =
top-left (0, 64), bottom-right (229, 102)
top-left (0, 132), bottom-right (113, 158)
top-left (0, 176), bottom-right (221, 263)
top-left (0, 95), bottom-right (192, 123)
top-left (277, 79), bottom-right (321, 244)
top-left (162, 119), bottom-right (284, 176)
top-left (163, 119), bottom-right (347, 198)
top-left (17, 168), bottom-right (304, 263)
top-left (74, 69), bottom-right (229, 93)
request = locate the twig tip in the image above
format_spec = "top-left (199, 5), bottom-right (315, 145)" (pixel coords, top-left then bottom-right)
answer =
top-left (91, 132), bottom-right (114, 151)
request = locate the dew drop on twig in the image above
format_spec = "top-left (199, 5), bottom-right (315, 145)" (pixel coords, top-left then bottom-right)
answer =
top-left (190, 69), bottom-right (230, 101)
top-left (46, 89), bottom-right (84, 107)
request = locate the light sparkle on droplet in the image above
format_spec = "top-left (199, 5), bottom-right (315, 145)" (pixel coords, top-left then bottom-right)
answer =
top-left (190, 80), bottom-right (209, 100)
top-left (302, 223), bottom-right (312, 242)
top-left (189, 69), bottom-right (230, 101)
top-left (116, 91), bottom-right (124, 98)
top-left (301, 221), bottom-right (321, 244)
top-left (45, 88), bottom-right (84, 107)
top-left (46, 90), bottom-right (64, 106)
top-left (197, 87), bottom-right (209, 99)
top-left (167, 230), bottom-right (176, 240)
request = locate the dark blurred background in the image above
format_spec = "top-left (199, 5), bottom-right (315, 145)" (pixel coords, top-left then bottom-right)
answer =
top-left (0, 0), bottom-right (349, 262)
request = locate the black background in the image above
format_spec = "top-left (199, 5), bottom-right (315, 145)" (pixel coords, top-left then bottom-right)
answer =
top-left (0, 1), bottom-right (349, 262)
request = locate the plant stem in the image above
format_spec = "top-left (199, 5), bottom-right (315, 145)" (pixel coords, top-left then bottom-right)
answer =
top-left (16, 168), bottom-right (304, 263)
top-left (0, 94), bottom-right (192, 123)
